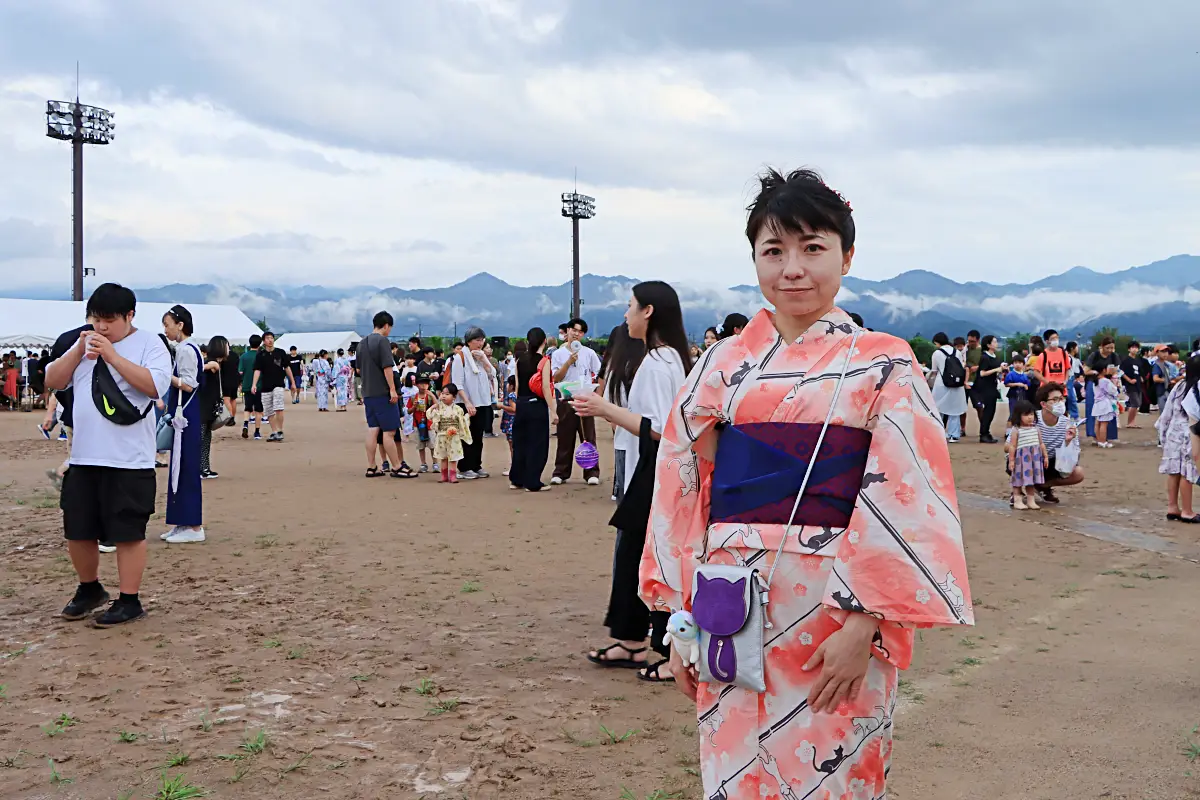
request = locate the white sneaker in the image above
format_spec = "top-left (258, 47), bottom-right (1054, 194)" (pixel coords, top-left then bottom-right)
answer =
top-left (164, 527), bottom-right (206, 544)
top-left (98, 543), bottom-right (116, 553)
top-left (476, 469), bottom-right (490, 478)
top-left (459, 470), bottom-right (479, 480)
top-left (550, 477), bottom-right (563, 485)
top-left (586, 477), bottom-right (600, 486)
top-left (160, 527), bottom-right (178, 541)
top-left (502, 468), bottom-right (510, 477)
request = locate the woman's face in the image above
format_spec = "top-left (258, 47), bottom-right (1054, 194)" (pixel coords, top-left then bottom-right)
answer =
top-left (703, 329), bottom-right (718, 348)
top-left (162, 315), bottom-right (185, 342)
top-left (468, 338), bottom-right (485, 352)
top-left (754, 222), bottom-right (852, 322)
top-left (986, 338), bottom-right (997, 354)
top-left (624, 293), bottom-right (651, 341)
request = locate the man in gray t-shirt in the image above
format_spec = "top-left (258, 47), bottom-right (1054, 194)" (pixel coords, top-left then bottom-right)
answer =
top-left (359, 312), bottom-right (413, 477)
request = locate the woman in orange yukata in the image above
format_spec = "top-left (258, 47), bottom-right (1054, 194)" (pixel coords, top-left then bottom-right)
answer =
top-left (641, 169), bottom-right (974, 800)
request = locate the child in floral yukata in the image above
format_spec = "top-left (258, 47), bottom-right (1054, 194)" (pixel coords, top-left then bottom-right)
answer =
top-left (428, 382), bottom-right (471, 483)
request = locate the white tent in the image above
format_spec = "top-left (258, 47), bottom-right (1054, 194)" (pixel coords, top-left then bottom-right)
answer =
top-left (273, 331), bottom-right (361, 355)
top-left (0, 333), bottom-right (56, 351)
top-left (0, 299), bottom-right (262, 347)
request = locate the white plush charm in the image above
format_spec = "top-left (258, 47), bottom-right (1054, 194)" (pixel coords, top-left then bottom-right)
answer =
top-left (662, 610), bottom-right (701, 667)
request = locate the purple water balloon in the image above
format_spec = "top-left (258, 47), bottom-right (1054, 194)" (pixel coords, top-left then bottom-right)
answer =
top-left (575, 441), bottom-right (600, 470)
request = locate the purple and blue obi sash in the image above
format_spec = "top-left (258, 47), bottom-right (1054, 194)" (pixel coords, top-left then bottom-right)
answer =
top-left (710, 422), bottom-right (872, 528)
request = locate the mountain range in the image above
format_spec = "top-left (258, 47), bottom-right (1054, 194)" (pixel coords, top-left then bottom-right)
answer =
top-left (7, 255), bottom-right (1199, 343)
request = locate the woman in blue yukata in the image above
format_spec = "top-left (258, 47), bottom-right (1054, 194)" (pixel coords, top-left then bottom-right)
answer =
top-left (161, 305), bottom-right (206, 544)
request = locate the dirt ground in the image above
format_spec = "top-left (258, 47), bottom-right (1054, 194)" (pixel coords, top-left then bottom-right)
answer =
top-left (1, 400), bottom-right (1198, 800)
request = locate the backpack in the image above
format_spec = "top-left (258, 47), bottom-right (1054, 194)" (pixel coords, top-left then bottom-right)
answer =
top-left (940, 346), bottom-right (966, 389)
top-left (528, 356), bottom-right (549, 398)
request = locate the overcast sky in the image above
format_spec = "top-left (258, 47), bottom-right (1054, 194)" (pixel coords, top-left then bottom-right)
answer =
top-left (2, 0), bottom-right (1199, 294)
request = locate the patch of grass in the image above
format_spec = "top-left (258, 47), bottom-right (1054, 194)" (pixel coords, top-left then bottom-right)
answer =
top-left (286, 647), bottom-right (305, 660)
top-left (155, 770), bottom-right (207, 799)
top-left (230, 551), bottom-right (242, 557)
top-left (48, 758), bottom-right (72, 785)
top-left (326, 760), bottom-right (348, 770)
top-left (42, 713), bottom-right (77, 738)
top-left (898, 679), bottom-right (925, 704)
top-left (351, 674), bottom-right (374, 683)
top-left (0, 586), bottom-right (14, 598)
top-left (561, 728), bottom-right (597, 748)
top-left (166, 753), bottom-right (190, 767)
top-left (959, 657), bottom-right (984, 667)
top-left (600, 724), bottom-right (637, 744)
top-left (117, 729), bottom-right (141, 743)
top-left (1134, 571), bottom-right (1168, 580)
top-left (416, 678), bottom-right (437, 696)
top-left (0, 684), bottom-right (6, 700)
top-left (1, 750), bottom-right (29, 768)
top-left (1057, 585), bottom-right (1079, 598)
top-left (958, 638), bottom-right (977, 649)
top-left (198, 711), bottom-right (213, 732)
top-left (240, 729), bottom-right (269, 755)
top-left (1035, 647), bottom-right (1050, 653)
top-left (460, 581), bottom-right (481, 593)
top-left (930, 741), bottom-right (945, 748)
top-left (1101, 569), bottom-right (1126, 577)
top-left (279, 753), bottom-right (311, 777)
top-left (428, 698), bottom-right (461, 716)
top-left (2, 646), bottom-right (28, 660)
top-left (214, 754), bottom-right (244, 762)
top-left (1120, 583), bottom-right (1137, 589)
top-left (620, 789), bottom-right (682, 800)
top-left (262, 638), bottom-right (282, 648)
top-left (254, 534), bottom-right (279, 549)
top-left (228, 676), bottom-right (243, 685)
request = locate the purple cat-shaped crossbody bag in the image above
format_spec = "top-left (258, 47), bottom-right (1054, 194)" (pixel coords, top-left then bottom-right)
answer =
top-left (690, 330), bottom-right (861, 693)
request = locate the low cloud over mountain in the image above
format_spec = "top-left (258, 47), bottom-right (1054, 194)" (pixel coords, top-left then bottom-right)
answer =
top-left (117, 255), bottom-right (1200, 343)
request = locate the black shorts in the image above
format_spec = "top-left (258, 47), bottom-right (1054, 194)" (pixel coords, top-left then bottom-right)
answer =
top-left (61, 466), bottom-right (156, 544)
top-left (244, 390), bottom-right (263, 412)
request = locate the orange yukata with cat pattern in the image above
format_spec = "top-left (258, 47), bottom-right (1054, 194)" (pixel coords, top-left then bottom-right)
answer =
top-left (640, 308), bottom-right (974, 800)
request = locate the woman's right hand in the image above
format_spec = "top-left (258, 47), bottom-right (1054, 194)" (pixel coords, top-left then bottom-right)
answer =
top-left (669, 644), bottom-right (698, 701)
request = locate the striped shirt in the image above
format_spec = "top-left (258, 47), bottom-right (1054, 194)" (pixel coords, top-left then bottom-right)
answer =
top-left (1036, 411), bottom-right (1071, 450)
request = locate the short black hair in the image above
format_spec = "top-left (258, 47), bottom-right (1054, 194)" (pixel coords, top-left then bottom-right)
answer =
top-left (932, 332), bottom-right (949, 346)
top-left (85, 282), bottom-right (136, 319)
top-left (567, 318), bottom-right (588, 334)
top-left (1100, 336), bottom-right (1115, 347)
top-left (848, 312), bottom-right (864, 328)
top-left (373, 311), bottom-right (394, 329)
top-left (289, 345), bottom-right (298, 351)
top-left (953, 336), bottom-right (966, 348)
top-left (1042, 329), bottom-right (1058, 341)
top-left (441, 381), bottom-right (458, 395)
top-left (453, 341), bottom-right (464, 349)
top-left (422, 345), bottom-right (434, 355)
top-left (1128, 340), bottom-right (1141, 350)
top-left (745, 168), bottom-right (855, 254)
top-left (1066, 340), bottom-right (1079, 354)
top-left (263, 331), bottom-right (275, 339)
top-left (720, 313), bottom-right (749, 339)
top-left (1035, 382), bottom-right (1065, 404)
top-left (249, 334), bottom-right (263, 349)
top-left (968, 330), bottom-right (981, 340)
top-left (1009, 399), bottom-right (1037, 427)
top-left (981, 334), bottom-right (996, 350)
top-left (409, 336), bottom-right (422, 346)
top-left (435, 349), bottom-right (444, 357)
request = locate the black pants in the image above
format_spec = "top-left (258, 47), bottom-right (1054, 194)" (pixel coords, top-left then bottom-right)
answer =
top-left (200, 422), bottom-right (213, 473)
top-left (554, 402), bottom-right (599, 481)
top-left (457, 404), bottom-right (487, 473)
top-left (606, 526), bottom-right (669, 658)
top-left (977, 395), bottom-right (997, 440)
top-left (510, 396), bottom-right (549, 490)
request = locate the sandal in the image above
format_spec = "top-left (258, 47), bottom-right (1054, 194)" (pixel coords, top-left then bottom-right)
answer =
top-left (1176, 514), bottom-right (1200, 524)
top-left (637, 659), bottom-right (676, 684)
top-left (365, 466), bottom-right (383, 478)
top-left (587, 643), bottom-right (647, 669)
top-left (396, 463), bottom-right (416, 477)
top-left (390, 468), bottom-right (417, 479)
top-left (1167, 512), bottom-right (1182, 521)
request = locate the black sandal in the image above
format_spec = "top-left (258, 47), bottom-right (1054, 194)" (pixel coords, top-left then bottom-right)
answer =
top-left (390, 468), bottom-right (417, 479)
top-left (365, 466), bottom-right (383, 478)
top-left (586, 643), bottom-right (647, 669)
top-left (637, 659), bottom-right (676, 684)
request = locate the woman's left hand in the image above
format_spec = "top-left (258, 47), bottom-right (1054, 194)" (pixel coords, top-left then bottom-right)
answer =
top-left (804, 613), bottom-right (877, 713)
top-left (570, 393), bottom-right (608, 419)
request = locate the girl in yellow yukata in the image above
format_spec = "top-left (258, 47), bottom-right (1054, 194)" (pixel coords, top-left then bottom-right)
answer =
top-left (428, 382), bottom-right (472, 483)
top-left (641, 168), bottom-right (974, 800)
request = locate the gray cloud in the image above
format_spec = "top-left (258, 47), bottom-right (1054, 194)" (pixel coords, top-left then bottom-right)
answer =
top-left (0, 217), bottom-right (59, 260)
top-left (189, 232), bottom-right (319, 251)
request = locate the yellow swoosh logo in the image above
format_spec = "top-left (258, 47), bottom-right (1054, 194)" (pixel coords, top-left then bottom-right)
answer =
top-left (103, 396), bottom-right (117, 416)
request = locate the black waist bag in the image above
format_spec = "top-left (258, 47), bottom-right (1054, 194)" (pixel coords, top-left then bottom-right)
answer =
top-left (91, 356), bottom-right (154, 425)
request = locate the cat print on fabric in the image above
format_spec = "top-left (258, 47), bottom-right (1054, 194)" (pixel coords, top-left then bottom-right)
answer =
top-left (813, 744), bottom-right (848, 775)
top-left (668, 456), bottom-right (700, 497)
top-left (852, 705), bottom-right (888, 738)
top-left (757, 748), bottom-right (801, 800)
top-left (937, 571), bottom-right (967, 614)
top-left (798, 525), bottom-right (840, 551)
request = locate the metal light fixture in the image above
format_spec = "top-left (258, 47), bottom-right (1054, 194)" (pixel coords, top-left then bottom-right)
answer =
top-left (561, 191), bottom-right (597, 319)
top-left (46, 96), bottom-right (114, 300)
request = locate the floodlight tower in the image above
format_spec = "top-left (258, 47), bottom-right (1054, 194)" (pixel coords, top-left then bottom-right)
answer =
top-left (46, 95), bottom-right (115, 301)
top-left (561, 191), bottom-right (596, 320)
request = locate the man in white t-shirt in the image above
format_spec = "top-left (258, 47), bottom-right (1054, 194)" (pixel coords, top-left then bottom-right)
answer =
top-left (550, 317), bottom-right (603, 485)
top-left (44, 283), bottom-right (172, 628)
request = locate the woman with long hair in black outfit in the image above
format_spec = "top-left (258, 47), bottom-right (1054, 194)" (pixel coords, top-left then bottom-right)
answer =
top-left (198, 336), bottom-right (231, 479)
top-left (573, 280), bottom-right (692, 683)
top-left (509, 327), bottom-right (556, 492)
top-left (599, 323), bottom-right (645, 501)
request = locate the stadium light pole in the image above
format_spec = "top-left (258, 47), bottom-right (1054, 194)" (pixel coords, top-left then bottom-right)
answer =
top-left (561, 191), bottom-right (596, 319)
top-left (46, 96), bottom-right (115, 301)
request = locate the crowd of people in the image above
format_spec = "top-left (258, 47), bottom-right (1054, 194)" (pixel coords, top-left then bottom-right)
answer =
top-left (20, 170), bottom-right (1200, 800)
top-left (922, 328), bottom-right (1200, 518)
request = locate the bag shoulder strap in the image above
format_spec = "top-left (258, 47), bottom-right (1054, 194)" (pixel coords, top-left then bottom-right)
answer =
top-left (763, 329), bottom-right (862, 590)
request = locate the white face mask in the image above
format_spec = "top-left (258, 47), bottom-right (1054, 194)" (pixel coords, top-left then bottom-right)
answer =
top-left (1048, 339), bottom-right (1060, 348)
top-left (1050, 401), bottom-right (1066, 416)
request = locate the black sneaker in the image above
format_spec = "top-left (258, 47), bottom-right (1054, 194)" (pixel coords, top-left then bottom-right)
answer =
top-left (253, 430), bottom-right (262, 441)
top-left (201, 470), bottom-right (219, 480)
top-left (61, 585), bottom-right (111, 620)
top-left (242, 424), bottom-right (249, 439)
top-left (91, 599), bottom-right (146, 628)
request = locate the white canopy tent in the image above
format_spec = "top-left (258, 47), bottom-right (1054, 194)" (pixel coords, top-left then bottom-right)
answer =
top-left (0, 299), bottom-right (262, 348)
top-left (0, 333), bottom-right (56, 351)
top-left (273, 331), bottom-right (361, 355)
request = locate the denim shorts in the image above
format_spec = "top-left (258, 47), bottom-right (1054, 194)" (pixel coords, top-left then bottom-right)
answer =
top-left (364, 395), bottom-right (401, 431)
